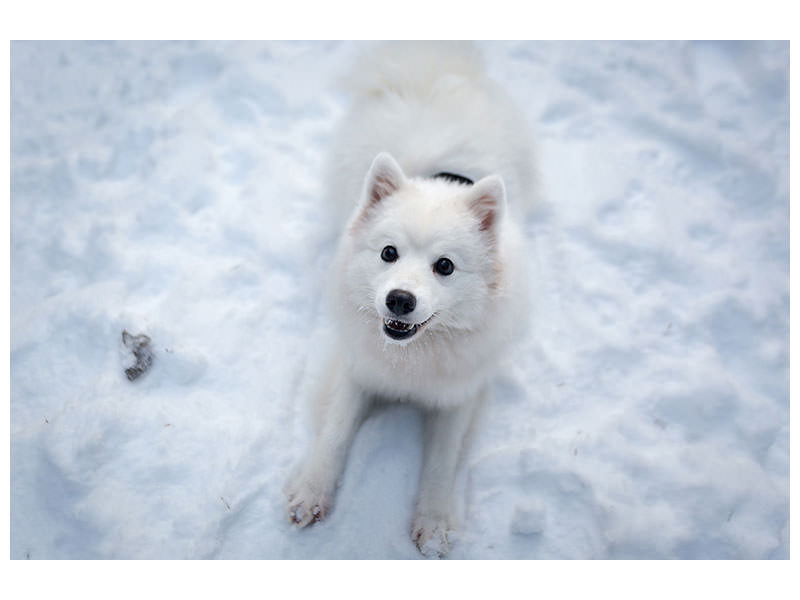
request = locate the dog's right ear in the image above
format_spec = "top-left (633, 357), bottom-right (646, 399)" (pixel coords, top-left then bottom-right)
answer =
top-left (362, 152), bottom-right (406, 209)
top-left (468, 174), bottom-right (506, 234)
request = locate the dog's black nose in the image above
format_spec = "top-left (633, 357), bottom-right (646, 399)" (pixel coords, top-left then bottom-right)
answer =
top-left (386, 289), bottom-right (416, 316)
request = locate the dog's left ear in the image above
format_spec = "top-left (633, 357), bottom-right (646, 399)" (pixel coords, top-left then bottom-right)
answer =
top-left (468, 175), bottom-right (506, 233)
top-left (351, 153), bottom-right (407, 228)
top-left (363, 152), bottom-right (406, 208)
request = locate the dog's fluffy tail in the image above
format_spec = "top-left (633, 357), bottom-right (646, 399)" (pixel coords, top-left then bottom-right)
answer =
top-left (328, 42), bottom-right (539, 223)
top-left (339, 41), bottom-right (487, 99)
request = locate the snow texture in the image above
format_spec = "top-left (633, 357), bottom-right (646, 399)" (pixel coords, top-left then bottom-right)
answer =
top-left (10, 41), bottom-right (789, 559)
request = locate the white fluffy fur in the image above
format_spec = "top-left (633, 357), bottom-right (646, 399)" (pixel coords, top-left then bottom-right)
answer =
top-left (326, 41), bottom-right (537, 226)
top-left (286, 42), bottom-right (536, 557)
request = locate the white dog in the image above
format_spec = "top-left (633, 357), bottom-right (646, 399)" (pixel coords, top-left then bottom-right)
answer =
top-left (286, 42), bottom-right (536, 557)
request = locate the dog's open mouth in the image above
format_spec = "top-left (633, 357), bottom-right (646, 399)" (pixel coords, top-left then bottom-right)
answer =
top-left (383, 315), bottom-right (433, 341)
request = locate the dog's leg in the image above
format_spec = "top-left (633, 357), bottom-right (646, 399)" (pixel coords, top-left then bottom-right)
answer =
top-left (412, 388), bottom-right (484, 557)
top-left (285, 360), bottom-right (370, 528)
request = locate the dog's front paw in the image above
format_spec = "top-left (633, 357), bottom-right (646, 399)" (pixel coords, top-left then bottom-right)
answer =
top-left (411, 513), bottom-right (450, 558)
top-left (285, 478), bottom-right (332, 528)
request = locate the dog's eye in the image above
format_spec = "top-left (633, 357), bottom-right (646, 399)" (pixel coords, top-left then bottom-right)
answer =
top-left (434, 257), bottom-right (454, 276)
top-left (381, 245), bottom-right (399, 262)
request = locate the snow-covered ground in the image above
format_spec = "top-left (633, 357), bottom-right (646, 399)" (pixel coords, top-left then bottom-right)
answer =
top-left (10, 41), bottom-right (789, 559)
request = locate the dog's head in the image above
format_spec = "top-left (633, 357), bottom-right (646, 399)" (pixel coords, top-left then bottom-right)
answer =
top-left (341, 152), bottom-right (507, 345)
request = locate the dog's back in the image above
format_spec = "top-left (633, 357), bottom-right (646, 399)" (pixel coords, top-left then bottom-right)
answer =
top-left (326, 42), bottom-right (537, 227)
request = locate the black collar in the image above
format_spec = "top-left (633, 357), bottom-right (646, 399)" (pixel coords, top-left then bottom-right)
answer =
top-left (431, 171), bottom-right (474, 186)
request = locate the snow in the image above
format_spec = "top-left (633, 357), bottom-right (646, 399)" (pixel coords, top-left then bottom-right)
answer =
top-left (10, 41), bottom-right (789, 559)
